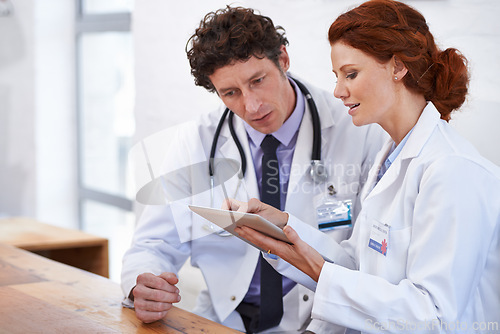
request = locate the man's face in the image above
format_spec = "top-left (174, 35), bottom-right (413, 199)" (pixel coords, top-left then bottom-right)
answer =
top-left (208, 47), bottom-right (296, 134)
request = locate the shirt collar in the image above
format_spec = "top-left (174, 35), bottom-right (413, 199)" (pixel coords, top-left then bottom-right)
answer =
top-left (244, 77), bottom-right (305, 148)
top-left (386, 127), bottom-right (414, 166)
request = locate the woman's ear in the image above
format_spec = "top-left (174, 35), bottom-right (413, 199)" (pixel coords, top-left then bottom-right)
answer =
top-left (393, 56), bottom-right (408, 80)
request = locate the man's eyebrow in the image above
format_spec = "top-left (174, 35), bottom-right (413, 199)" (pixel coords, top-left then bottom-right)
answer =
top-left (249, 70), bottom-right (265, 80)
top-left (218, 86), bottom-right (235, 94)
top-left (218, 71), bottom-right (266, 93)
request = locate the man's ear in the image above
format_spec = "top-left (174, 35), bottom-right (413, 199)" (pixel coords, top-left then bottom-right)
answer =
top-left (278, 45), bottom-right (290, 72)
top-left (393, 56), bottom-right (408, 80)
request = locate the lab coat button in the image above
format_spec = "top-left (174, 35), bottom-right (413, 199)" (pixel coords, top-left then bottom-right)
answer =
top-left (231, 296), bottom-right (236, 301)
top-left (303, 294), bottom-right (309, 302)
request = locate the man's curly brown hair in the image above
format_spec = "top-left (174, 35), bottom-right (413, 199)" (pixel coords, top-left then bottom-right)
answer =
top-left (186, 6), bottom-right (289, 93)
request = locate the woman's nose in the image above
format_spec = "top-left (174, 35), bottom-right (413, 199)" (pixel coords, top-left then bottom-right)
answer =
top-left (333, 81), bottom-right (347, 100)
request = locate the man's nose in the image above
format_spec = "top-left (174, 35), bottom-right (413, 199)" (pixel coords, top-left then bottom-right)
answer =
top-left (243, 92), bottom-right (261, 113)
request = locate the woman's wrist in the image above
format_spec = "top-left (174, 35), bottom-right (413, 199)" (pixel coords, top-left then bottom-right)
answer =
top-left (312, 258), bottom-right (326, 282)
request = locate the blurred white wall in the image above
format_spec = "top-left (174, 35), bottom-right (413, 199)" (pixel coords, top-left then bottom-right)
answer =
top-left (133, 0), bottom-right (500, 168)
top-left (35, 1), bottom-right (77, 228)
top-left (0, 0), bottom-right (36, 218)
top-left (0, 0), bottom-right (77, 227)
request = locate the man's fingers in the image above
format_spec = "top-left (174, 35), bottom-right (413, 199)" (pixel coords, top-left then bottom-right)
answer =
top-left (133, 275), bottom-right (181, 324)
top-left (133, 283), bottom-right (180, 303)
top-left (137, 272), bottom-right (178, 293)
top-left (159, 272), bottom-right (179, 286)
top-left (134, 298), bottom-right (176, 313)
top-left (246, 198), bottom-right (264, 213)
top-left (221, 198), bottom-right (233, 210)
top-left (134, 309), bottom-right (169, 324)
top-left (221, 198), bottom-right (247, 212)
top-left (133, 273), bottom-right (183, 324)
top-left (139, 294), bottom-right (179, 309)
top-left (236, 201), bottom-right (249, 213)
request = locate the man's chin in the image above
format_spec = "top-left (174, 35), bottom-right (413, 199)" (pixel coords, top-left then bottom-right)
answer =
top-left (253, 126), bottom-right (278, 135)
top-left (249, 121), bottom-right (282, 135)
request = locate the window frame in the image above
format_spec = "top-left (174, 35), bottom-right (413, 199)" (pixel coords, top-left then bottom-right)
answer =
top-left (75, 1), bottom-right (133, 228)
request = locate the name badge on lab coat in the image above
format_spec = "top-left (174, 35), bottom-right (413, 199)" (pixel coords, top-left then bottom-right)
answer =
top-left (368, 221), bottom-right (390, 256)
top-left (315, 184), bottom-right (353, 231)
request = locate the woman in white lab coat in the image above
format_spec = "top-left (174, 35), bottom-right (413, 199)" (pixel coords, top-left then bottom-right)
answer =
top-left (229, 0), bottom-right (500, 333)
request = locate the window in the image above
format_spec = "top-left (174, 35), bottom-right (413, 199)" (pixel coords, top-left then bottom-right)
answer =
top-left (82, 0), bottom-right (133, 14)
top-left (76, 0), bottom-right (135, 281)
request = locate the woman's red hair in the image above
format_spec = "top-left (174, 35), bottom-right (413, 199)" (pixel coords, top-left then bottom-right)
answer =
top-left (328, 0), bottom-right (469, 121)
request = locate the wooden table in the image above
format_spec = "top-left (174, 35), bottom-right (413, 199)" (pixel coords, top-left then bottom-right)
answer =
top-left (0, 217), bottom-right (109, 277)
top-left (0, 243), bottom-right (241, 333)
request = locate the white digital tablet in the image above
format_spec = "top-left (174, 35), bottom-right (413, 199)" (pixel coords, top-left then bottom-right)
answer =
top-left (189, 205), bottom-right (292, 251)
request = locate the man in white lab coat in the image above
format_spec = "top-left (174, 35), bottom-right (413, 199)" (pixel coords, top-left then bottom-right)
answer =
top-left (121, 6), bottom-right (386, 334)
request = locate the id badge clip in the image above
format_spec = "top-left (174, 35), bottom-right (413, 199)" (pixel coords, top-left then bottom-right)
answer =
top-left (315, 184), bottom-right (352, 231)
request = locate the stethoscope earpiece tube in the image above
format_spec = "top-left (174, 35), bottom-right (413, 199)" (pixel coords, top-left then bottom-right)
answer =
top-left (228, 112), bottom-right (247, 177)
top-left (209, 107), bottom-right (230, 177)
top-left (293, 79), bottom-right (321, 161)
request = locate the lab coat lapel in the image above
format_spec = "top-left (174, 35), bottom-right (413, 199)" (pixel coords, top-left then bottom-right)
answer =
top-left (360, 140), bottom-right (393, 203)
top-left (399, 103), bottom-right (441, 160)
top-left (208, 111), bottom-right (262, 322)
top-left (218, 113), bottom-right (260, 201)
top-left (362, 103), bottom-right (441, 202)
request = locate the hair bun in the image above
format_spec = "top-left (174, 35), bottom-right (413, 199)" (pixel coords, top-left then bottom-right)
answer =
top-left (430, 48), bottom-right (469, 120)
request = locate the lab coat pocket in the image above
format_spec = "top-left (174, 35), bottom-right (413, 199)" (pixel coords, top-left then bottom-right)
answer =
top-left (364, 219), bottom-right (411, 284)
top-left (384, 225), bottom-right (412, 283)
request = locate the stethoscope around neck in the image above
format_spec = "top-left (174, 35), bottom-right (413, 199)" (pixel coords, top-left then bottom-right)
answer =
top-left (208, 77), bottom-right (328, 197)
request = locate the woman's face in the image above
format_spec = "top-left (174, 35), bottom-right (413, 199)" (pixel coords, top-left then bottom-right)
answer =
top-left (330, 41), bottom-right (397, 128)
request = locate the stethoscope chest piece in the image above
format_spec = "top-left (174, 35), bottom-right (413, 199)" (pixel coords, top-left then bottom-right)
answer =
top-left (310, 160), bottom-right (328, 184)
